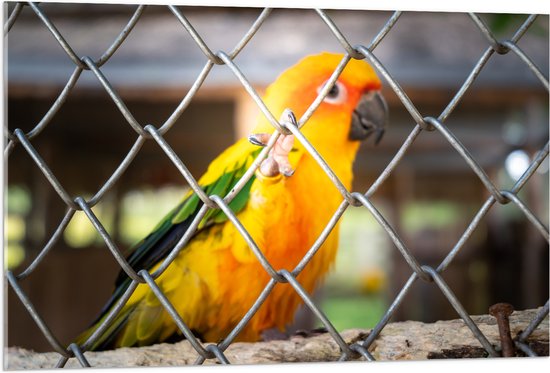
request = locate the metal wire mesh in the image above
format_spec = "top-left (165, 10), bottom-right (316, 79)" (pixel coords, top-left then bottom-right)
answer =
top-left (4, 2), bottom-right (549, 367)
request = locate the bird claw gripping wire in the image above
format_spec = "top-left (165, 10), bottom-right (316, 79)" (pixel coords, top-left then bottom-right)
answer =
top-left (248, 109), bottom-right (297, 178)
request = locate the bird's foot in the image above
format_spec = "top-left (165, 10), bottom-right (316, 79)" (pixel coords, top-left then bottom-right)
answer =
top-left (292, 327), bottom-right (329, 338)
top-left (248, 110), bottom-right (297, 178)
top-left (260, 328), bottom-right (289, 341)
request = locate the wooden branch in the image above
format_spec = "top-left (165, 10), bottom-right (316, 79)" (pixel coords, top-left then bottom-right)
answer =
top-left (6, 307), bottom-right (548, 369)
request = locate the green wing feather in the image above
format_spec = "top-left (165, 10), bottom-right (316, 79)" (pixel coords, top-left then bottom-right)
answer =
top-left (78, 145), bottom-right (262, 350)
top-left (115, 146), bottom-right (262, 285)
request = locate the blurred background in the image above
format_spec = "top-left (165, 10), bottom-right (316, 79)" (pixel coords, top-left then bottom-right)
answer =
top-left (4, 3), bottom-right (549, 352)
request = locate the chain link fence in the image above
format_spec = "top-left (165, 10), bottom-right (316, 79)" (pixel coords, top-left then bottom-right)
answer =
top-left (4, 2), bottom-right (549, 368)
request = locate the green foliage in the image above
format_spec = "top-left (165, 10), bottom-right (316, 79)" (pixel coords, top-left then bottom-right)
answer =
top-left (6, 185), bottom-right (31, 215)
top-left (402, 201), bottom-right (462, 233)
top-left (320, 295), bottom-right (386, 331)
top-left (489, 14), bottom-right (548, 38)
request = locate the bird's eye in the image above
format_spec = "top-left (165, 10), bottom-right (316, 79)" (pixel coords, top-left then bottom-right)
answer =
top-left (327, 84), bottom-right (339, 98)
top-left (317, 80), bottom-right (347, 105)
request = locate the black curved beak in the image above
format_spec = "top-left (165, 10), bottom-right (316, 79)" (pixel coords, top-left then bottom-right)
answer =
top-left (349, 91), bottom-right (388, 144)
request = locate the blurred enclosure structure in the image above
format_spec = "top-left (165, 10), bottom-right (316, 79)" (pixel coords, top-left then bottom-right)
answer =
top-left (4, 3), bottom-right (549, 352)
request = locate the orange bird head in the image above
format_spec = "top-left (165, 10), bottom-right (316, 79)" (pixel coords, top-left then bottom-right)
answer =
top-left (254, 52), bottom-right (388, 163)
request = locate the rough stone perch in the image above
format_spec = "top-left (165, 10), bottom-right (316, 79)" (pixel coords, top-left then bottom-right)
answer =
top-left (6, 308), bottom-right (548, 369)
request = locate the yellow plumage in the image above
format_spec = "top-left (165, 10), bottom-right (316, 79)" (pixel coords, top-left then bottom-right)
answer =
top-left (78, 52), bottom-right (384, 349)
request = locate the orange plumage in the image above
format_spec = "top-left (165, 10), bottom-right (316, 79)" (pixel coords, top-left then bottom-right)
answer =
top-left (77, 52), bottom-right (386, 349)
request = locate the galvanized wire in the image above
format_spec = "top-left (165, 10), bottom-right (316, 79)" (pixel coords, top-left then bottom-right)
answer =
top-left (6, 271), bottom-right (71, 358)
top-left (519, 300), bottom-right (550, 342)
top-left (4, 3), bottom-right (549, 367)
top-left (4, 2), bottom-right (24, 35)
top-left (27, 2), bottom-right (87, 69)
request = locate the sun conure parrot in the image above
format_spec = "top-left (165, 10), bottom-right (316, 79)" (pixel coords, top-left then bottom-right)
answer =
top-left (77, 52), bottom-right (388, 350)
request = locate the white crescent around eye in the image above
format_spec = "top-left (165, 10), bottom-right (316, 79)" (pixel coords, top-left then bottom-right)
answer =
top-left (317, 80), bottom-right (348, 105)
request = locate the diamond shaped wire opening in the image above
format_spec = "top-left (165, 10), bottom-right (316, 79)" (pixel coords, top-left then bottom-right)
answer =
top-left (4, 3), bottom-right (549, 367)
